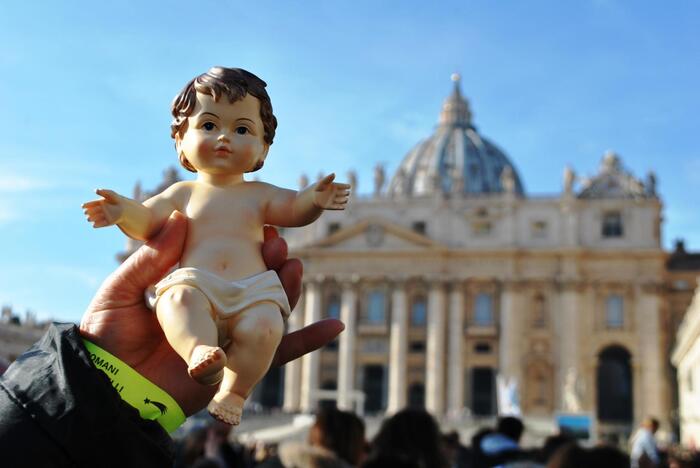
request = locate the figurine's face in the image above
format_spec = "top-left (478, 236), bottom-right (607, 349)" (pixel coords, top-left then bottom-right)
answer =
top-left (176, 92), bottom-right (269, 176)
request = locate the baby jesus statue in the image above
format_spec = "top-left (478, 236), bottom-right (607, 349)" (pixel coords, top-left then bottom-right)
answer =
top-left (82, 67), bottom-right (350, 424)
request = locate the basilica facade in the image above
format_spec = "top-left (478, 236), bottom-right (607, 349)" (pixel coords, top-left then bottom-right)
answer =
top-left (277, 76), bottom-right (677, 436)
top-left (108, 76), bottom-right (699, 438)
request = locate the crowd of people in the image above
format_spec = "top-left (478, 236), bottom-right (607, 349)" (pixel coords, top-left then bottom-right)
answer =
top-left (172, 408), bottom-right (700, 468)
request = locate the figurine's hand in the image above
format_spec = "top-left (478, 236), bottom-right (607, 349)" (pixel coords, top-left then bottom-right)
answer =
top-left (312, 173), bottom-right (351, 210)
top-left (82, 189), bottom-right (127, 227)
top-left (79, 212), bottom-right (343, 416)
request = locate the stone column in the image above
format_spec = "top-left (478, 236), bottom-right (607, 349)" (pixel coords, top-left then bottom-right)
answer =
top-left (300, 280), bottom-right (322, 412)
top-left (447, 284), bottom-right (465, 415)
top-left (387, 282), bottom-right (408, 413)
top-left (499, 282), bottom-right (522, 386)
top-left (558, 281), bottom-right (581, 411)
top-left (426, 280), bottom-right (446, 416)
top-left (637, 284), bottom-right (664, 419)
top-left (337, 280), bottom-right (358, 411)
top-left (283, 291), bottom-right (305, 412)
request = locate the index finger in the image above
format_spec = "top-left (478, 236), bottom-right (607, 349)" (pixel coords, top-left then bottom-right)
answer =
top-left (271, 319), bottom-right (345, 367)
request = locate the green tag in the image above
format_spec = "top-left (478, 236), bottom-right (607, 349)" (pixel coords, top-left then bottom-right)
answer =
top-left (82, 339), bottom-right (186, 433)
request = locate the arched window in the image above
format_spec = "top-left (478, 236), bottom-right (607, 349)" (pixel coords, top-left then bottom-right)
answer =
top-left (411, 296), bottom-right (427, 326)
top-left (325, 294), bottom-right (340, 320)
top-left (532, 293), bottom-right (546, 328)
top-left (364, 290), bottom-right (386, 325)
top-left (474, 293), bottom-right (494, 327)
top-left (606, 295), bottom-right (624, 329)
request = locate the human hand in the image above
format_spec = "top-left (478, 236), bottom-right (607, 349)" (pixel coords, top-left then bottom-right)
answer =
top-left (82, 189), bottom-right (128, 227)
top-left (79, 211), bottom-right (344, 415)
top-left (312, 173), bottom-right (351, 210)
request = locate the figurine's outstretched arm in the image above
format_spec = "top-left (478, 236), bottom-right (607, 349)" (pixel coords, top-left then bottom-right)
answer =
top-left (264, 173), bottom-right (351, 227)
top-left (82, 185), bottom-right (182, 241)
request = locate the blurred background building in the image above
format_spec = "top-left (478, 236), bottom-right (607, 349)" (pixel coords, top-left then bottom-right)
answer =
top-left (274, 75), bottom-right (698, 441)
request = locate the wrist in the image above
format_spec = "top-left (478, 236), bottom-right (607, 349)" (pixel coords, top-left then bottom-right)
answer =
top-left (82, 338), bottom-right (186, 433)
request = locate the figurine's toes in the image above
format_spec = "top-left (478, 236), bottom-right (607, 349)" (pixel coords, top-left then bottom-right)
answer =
top-left (188, 346), bottom-right (226, 386)
top-left (207, 394), bottom-right (244, 425)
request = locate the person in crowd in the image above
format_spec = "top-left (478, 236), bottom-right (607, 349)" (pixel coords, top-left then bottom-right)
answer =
top-left (546, 443), bottom-right (629, 468)
top-left (261, 407), bottom-right (365, 468)
top-left (479, 416), bottom-right (539, 467)
top-left (443, 431), bottom-right (472, 468)
top-left (360, 453), bottom-right (421, 468)
top-left (0, 213), bottom-right (343, 467)
top-left (480, 417), bottom-right (524, 456)
top-left (174, 425), bottom-right (209, 468)
top-left (201, 419), bottom-right (251, 467)
top-left (367, 408), bottom-right (448, 468)
top-left (537, 434), bottom-right (575, 466)
top-left (308, 407), bottom-right (366, 466)
top-left (471, 428), bottom-right (496, 468)
top-left (630, 417), bottom-right (661, 468)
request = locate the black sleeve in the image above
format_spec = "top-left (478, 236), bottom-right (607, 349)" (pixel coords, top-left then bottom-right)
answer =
top-left (0, 323), bottom-right (175, 468)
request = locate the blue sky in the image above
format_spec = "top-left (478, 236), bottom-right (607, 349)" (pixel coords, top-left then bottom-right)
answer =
top-left (1, 1), bottom-right (698, 323)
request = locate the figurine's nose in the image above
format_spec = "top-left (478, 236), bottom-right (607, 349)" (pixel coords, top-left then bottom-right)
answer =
top-left (217, 133), bottom-right (229, 143)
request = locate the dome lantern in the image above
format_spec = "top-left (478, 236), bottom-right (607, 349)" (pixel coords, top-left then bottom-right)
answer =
top-left (438, 73), bottom-right (472, 128)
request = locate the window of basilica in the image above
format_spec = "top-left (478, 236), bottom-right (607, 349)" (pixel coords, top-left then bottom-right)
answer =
top-left (364, 290), bottom-right (387, 325)
top-left (473, 293), bottom-right (494, 327)
top-left (531, 293), bottom-right (547, 328)
top-left (325, 294), bottom-right (341, 320)
top-left (410, 296), bottom-right (427, 327)
top-left (324, 294), bottom-right (341, 350)
top-left (602, 211), bottom-right (624, 238)
top-left (605, 294), bottom-right (624, 329)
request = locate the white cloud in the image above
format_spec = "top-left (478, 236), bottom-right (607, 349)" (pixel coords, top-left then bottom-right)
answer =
top-left (0, 175), bottom-right (52, 192)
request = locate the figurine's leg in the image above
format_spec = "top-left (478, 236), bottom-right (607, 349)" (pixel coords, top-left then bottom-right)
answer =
top-left (156, 285), bottom-right (226, 386)
top-left (207, 302), bottom-right (284, 424)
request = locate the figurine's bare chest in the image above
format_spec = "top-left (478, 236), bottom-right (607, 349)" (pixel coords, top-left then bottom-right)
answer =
top-left (184, 190), bottom-right (263, 229)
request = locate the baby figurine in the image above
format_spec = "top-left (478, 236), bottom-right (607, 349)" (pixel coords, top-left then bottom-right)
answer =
top-left (83, 67), bottom-right (350, 424)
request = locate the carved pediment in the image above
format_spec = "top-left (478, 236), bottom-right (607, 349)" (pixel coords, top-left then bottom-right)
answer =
top-left (309, 217), bottom-right (444, 251)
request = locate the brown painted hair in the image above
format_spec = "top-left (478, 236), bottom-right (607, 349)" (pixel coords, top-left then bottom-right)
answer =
top-left (170, 66), bottom-right (278, 173)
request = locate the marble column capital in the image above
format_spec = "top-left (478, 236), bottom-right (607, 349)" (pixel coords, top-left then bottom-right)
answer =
top-left (337, 274), bottom-right (361, 289)
top-left (500, 279), bottom-right (526, 293)
top-left (556, 277), bottom-right (586, 293)
top-left (636, 281), bottom-right (664, 295)
top-left (307, 275), bottom-right (326, 287)
top-left (426, 275), bottom-right (450, 290)
top-left (388, 276), bottom-right (411, 289)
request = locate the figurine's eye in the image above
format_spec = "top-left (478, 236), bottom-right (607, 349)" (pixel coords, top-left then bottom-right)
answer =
top-left (235, 126), bottom-right (249, 135)
top-left (202, 122), bottom-right (216, 131)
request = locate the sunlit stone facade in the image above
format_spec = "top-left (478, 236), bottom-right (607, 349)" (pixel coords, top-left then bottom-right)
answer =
top-left (102, 77), bottom-right (699, 439)
top-left (280, 77), bottom-right (676, 436)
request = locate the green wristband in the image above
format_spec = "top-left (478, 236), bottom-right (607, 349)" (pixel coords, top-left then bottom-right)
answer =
top-left (82, 339), bottom-right (186, 433)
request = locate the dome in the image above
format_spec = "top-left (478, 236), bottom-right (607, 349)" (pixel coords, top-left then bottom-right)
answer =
top-left (387, 75), bottom-right (524, 198)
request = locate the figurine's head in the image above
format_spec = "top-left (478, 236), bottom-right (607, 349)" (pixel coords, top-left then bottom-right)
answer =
top-left (171, 67), bottom-right (277, 174)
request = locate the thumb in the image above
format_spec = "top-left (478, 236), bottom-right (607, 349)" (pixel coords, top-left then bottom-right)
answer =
top-left (315, 173), bottom-right (335, 191)
top-left (107, 211), bottom-right (188, 297)
top-left (96, 188), bottom-right (119, 203)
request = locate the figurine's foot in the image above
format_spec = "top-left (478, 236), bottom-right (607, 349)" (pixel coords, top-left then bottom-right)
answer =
top-left (188, 346), bottom-right (226, 386)
top-left (207, 392), bottom-right (245, 426)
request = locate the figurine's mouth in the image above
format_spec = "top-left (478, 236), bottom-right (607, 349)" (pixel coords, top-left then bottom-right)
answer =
top-left (214, 147), bottom-right (232, 156)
